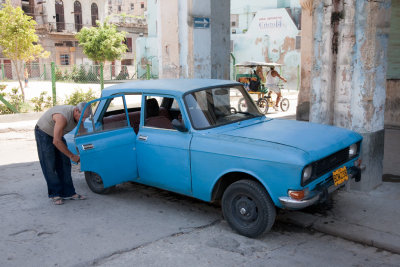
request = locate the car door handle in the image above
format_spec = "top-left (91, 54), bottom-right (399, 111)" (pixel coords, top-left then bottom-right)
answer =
top-left (82, 144), bottom-right (94, 150)
top-left (138, 135), bottom-right (148, 141)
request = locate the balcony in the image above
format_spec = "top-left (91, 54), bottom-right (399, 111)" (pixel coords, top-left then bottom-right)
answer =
top-left (46, 22), bottom-right (95, 34)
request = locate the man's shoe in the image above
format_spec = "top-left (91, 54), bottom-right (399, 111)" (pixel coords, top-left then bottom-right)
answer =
top-left (273, 106), bottom-right (279, 111)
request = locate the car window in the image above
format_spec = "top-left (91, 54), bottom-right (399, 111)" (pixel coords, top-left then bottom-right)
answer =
top-left (77, 95), bottom-right (129, 136)
top-left (184, 85), bottom-right (262, 130)
top-left (144, 95), bottom-right (178, 130)
top-left (125, 94), bottom-right (142, 110)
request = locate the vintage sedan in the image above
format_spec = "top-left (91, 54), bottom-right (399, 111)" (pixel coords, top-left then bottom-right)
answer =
top-left (66, 79), bottom-right (362, 237)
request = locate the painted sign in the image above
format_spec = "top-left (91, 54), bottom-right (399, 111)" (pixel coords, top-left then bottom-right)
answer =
top-left (246, 9), bottom-right (298, 38)
top-left (194, 17), bottom-right (210, 29)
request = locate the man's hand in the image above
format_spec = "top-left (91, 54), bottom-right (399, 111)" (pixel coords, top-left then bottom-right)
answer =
top-left (70, 154), bottom-right (80, 163)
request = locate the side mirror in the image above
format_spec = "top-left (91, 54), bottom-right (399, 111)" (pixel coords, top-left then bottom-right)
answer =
top-left (172, 119), bottom-right (188, 132)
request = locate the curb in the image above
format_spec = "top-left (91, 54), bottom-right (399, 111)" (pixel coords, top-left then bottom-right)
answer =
top-left (277, 211), bottom-right (400, 254)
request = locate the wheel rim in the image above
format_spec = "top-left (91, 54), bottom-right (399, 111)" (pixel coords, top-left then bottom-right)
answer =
top-left (90, 173), bottom-right (104, 190)
top-left (280, 99), bottom-right (289, 111)
top-left (238, 98), bottom-right (247, 112)
top-left (232, 194), bottom-right (259, 225)
top-left (257, 99), bottom-right (268, 114)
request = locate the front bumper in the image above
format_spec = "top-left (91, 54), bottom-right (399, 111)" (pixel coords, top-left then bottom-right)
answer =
top-left (278, 166), bottom-right (361, 210)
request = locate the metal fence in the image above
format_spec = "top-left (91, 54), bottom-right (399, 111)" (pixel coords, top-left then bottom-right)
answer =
top-left (0, 59), bottom-right (159, 113)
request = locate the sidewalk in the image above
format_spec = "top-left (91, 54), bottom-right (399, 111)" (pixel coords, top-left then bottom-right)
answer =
top-left (1, 109), bottom-right (399, 254)
top-left (278, 181), bottom-right (400, 254)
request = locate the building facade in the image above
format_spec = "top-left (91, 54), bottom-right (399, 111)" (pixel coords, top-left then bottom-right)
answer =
top-left (0, 0), bottom-right (147, 79)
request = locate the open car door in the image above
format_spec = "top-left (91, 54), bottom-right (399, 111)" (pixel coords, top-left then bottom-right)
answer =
top-left (74, 95), bottom-right (138, 188)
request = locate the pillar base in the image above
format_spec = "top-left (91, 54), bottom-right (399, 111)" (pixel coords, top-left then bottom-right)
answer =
top-left (350, 129), bottom-right (384, 191)
top-left (296, 101), bottom-right (310, 121)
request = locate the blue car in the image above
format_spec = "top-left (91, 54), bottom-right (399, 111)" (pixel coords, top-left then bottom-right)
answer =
top-left (66, 79), bottom-right (362, 237)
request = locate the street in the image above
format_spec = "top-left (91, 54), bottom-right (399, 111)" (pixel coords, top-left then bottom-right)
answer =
top-left (1, 129), bottom-right (399, 267)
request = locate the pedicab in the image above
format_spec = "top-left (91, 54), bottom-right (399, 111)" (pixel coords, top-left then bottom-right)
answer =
top-left (235, 61), bottom-right (289, 114)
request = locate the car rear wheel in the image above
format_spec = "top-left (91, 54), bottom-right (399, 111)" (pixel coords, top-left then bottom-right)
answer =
top-left (222, 180), bottom-right (276, 238)
top-left (84, 171), bottom-right (113, 194)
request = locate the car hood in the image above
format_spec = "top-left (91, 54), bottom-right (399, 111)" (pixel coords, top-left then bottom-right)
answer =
top-left (219, 118), bottom-right (362, 161)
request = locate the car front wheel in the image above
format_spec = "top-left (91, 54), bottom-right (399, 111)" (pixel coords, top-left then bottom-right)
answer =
top-left (222, 180), bottom-right (276, 237)
top-left (84, 171), bottom-right (113, 194)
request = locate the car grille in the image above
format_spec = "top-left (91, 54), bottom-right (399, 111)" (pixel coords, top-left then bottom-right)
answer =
top-left (314, 147), bottom-right (350, 177)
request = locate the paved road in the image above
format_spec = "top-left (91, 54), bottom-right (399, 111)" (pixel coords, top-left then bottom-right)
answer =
top-left (1, 130), bottom-right (399, 267)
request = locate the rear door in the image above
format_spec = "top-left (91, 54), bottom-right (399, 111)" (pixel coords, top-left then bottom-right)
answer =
top-left (74, 95), bottom-right (138, 188)
top-left (136, 95), bottom-right (192, 195)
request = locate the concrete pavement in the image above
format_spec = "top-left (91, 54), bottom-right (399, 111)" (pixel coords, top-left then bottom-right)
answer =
top-left (0, 108), bottom-right (399, 255)
top-left (278, 181), bottom-right (400, 254)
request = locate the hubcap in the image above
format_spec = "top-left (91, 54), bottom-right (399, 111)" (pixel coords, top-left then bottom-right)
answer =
top-left (240, 207), bottom-right (247, 215)
top-left (234, 196), bottom-right (258, 223)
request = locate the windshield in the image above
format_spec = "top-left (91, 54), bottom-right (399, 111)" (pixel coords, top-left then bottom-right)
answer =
top-left (184, 85), bottom-right (263, 130)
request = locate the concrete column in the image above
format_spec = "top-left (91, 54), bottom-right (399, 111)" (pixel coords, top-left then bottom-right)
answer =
top-left (210, 0), bottom-right (230, 79)
top-left (296, 1), bottom-right (314, 121)
top-left (310, 0), bottom-right (391, 191)
top-left (157, 0), bottom-right (180, 78)
top-left (310, 0), bottom-right (335, 124)
top-left (349, 0), bottom-right (390, 191)
top-left (157, 0), bottom-right (230, 79)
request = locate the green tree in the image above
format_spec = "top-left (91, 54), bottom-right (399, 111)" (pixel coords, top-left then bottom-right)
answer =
top-left (0, 0), bottom-right (50, 101)
top-left (76, 20), bottom-right (127, 64)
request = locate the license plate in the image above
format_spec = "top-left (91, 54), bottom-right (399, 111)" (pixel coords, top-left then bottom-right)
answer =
top-left (333, 166), bottom-right (348, 186)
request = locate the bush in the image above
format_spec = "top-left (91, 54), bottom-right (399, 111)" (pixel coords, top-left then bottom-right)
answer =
top-left (55, 66), bottom-right (63, 81)
top-left (86, 67), bottom-right (99, 82)
top-left (64, 88), bottom-right (98, 106)
top-left (0, 85), bottom-right (26, 114)
top-left (78, 65), bottom-right (87, 83)
top-left (70, 65), bottom-right (80, 83)
top-left (63, 69), bottom-right (70, 81)
top-left (31, 91), bottom-right (53, 112)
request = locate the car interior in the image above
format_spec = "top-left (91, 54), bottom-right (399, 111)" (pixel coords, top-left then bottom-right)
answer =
top-left (101, 95), bottom-right (183, 133)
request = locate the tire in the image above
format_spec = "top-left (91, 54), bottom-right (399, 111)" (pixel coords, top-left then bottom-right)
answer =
top-left (222, 180), bottom-right (276, 238)
top-left (238, 98), bottom-right (247, 112)
top-left (256, 98), bottom-right (269, 114)
top-left (280, 98), bottom-right (290, 112)
top-left (84, 171), bottom-right (113, 194)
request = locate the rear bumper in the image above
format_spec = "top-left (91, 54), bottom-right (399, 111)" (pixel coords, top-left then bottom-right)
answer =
top-left (278, 166), bottom-right (361, 210)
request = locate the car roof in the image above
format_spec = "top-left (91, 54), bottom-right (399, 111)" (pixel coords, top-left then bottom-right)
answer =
top-left (101, 79), bottom-right (241, 97)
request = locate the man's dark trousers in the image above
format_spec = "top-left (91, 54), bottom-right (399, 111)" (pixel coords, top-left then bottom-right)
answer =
top-left (34, 125), bottom-right (76, 198)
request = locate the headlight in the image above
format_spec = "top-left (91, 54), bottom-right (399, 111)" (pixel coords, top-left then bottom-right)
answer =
top-left (302, 165), bottom-right (313, 184)
top-left (349, 143), bottom-right (358, 157)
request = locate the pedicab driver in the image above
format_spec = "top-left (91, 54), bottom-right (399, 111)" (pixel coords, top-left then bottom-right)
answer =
top-left (266, 66), bottom-right (287, 111)
top-left (35, 102), bottom-right (91, 205)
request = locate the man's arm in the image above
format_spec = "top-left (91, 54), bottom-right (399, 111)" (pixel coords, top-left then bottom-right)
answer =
top-left (273, 70), bottom-right (287, 82)
top-left (52, 113), bottom-right (80, 163)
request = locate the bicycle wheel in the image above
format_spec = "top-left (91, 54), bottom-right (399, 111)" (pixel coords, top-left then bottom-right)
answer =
top-left (257, 98), bottom-right (269, 114)
top-left (238, 98), bottom-right (247, 112)
top-left (280, 98), bottom-right (290, 112)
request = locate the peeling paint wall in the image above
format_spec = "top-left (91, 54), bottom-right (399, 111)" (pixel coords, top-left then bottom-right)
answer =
top-left (309, 0), bottom-right (391, 191)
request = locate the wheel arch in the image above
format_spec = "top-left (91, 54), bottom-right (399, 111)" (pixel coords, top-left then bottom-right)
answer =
top-left (211, 171), bottom-right (273, 203)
